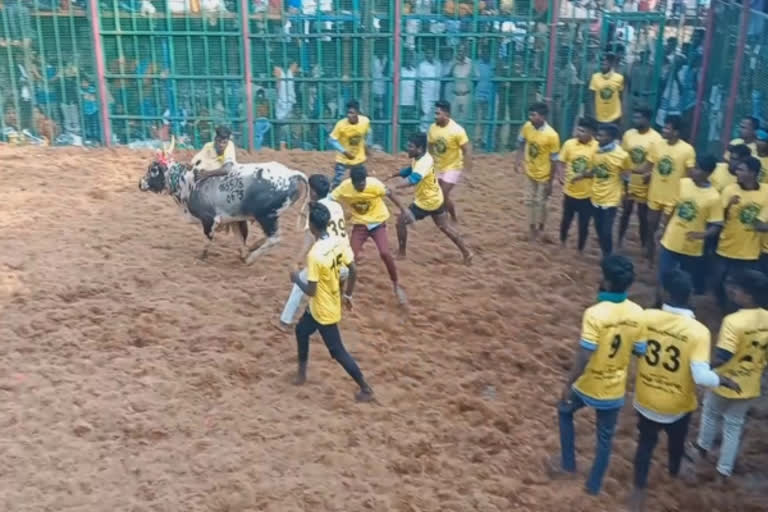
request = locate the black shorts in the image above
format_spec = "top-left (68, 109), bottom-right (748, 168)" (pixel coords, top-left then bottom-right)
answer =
top-left (409, 202), bottom-right (445, 221)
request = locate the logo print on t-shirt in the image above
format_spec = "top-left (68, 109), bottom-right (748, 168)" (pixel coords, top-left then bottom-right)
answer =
top-left (572, 156), bottom-right (589, 176)
top-left (739, 203), bottom-right (761, 226)
top-left (593, 163), bottom-right (610, 179)
top-left (349, 135), bottom-right (362, 146)
top-left (630, 146), bottom-right (647, 165)
top-left (528, 142), bottom-right (541, 159)
top-left (677, 200), bottom-right (698, 222)
top-left (658, 156), bottom-right (674, 176)
top-left (434, 136), bottom-right (447, 154)
top-left (352, 201), bottom-right (370, 214)
top-left (599, 87), bottom-right (614, 100)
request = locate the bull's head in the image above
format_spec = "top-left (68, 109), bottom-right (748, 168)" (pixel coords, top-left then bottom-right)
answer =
top-left (139, 136), bottom-right (176, 192)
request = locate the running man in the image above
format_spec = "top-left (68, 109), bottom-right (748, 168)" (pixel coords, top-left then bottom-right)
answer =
top-left (192, 125), bottom-right (238, 181)
top-left (331, 166), bottom-right (407, 304)
top-left (692, 270), bottom-right (768, 480)
top-left (618, 106), bottom-right (663, 248)
top-left (515, 102), bottom-right (561, 242)
top-left (280, 174), bottom-right (348, 328)
top-left (291, 202), bottom-right (374, 402)
top-left (589, 53), bottom-right (625, 125)
top-left (724, 116), bottom-right (759, 162)
top-left (387, 132), bottom-right (472, 264)
top-left (630, 269), bottom-right (740, 512)
top-left (558, 117), bottom-right (598, 252)
top-left (644, 115), bottom-right (696, 265)
top-left (714, 156), bottom-right (768, 311)
top-left (427, 100), bottom-right (473, 223)
top-left (552, 254), bottom-right (646, 496)
top-left (573, 124), bottom-right (630, 257)
top-left (655, 155), bottom-right (723, 301)
top-left (329, 100), bottom-right (371, 188)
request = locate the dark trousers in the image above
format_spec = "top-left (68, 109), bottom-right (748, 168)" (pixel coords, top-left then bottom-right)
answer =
top-left (558, 391), bottom-right (620, 495)
top-left (560, 195), bottom-right (593, 251)
top-left (633, 412), bottom-right (691, 489)
top-left (295, 310), bottom-right (365, 387)
top-left (593, 205), bottom-right (617, 257)
top-left (618, 199), bottom-right (649, 247)
top-left (658, 247), bottom-right (707, 294)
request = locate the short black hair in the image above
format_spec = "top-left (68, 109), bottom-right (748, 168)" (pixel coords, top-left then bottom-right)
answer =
top-left (745, 116), bottom-right (760, 131)
top-left (528, 102), bottom-right (548, 116)
top-left (308, 173), bottom-right (331, 198)
top-left (661, 268), bottom-right (693, 306)
top-left (602, 52), bottom-right (617, 64)
top-left (346, 99), bottom-right (360, 112)
top-left (732, 269), bottom-right (768, 308)
top-left (601, 254), bottom-right (635, 293)
top-left (408, 132), bottom-right (427, 150)
top-left (435, 99), bottom-right (451, 114)
top-left (350, 165), bottom-right (368, 182)
top-left (742, 155), bottom-right (762, 175)
top-left (664, 115), bottom-right (683, 132)
top-left (598, 123), bottom-right (619, 140)
top-left (577, 117), bottom-right (598, 132)
top-left (697, 154), bottom-right (718, 174)
top-left (308, 201), bottom-right (331, 232)
top-left (633, 106), bottom-right (652, 121)
top-left (730, 143), bottom-right (753, 160)
top-left (215, 125), bottom-right (232, 140)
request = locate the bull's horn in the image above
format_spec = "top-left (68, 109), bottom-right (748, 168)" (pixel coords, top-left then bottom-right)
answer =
top-left (167, 135), bottom-right (176, 154)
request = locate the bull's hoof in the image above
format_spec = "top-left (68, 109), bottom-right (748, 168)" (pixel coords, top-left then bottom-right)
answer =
top-left (244, 253), bottom-right (258, 266)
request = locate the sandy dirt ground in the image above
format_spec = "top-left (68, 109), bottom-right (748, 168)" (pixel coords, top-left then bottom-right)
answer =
top-left (0, 145), bottom-right (766, 512)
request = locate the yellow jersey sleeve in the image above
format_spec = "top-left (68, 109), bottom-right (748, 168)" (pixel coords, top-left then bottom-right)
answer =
top-left (759, 193), bottom-right (768, 223)
top-left (370, 179), bottom-right (386, 198)
top-left (707, 192), bottom-right (724, 224)
top-left (306, 249), bottom-right (320, 282)
top-left (691, 327), bottom-right (712, 364)
top-left (330, 120), bottom-right (342, 141)
top-left (520, 122), bottom-right (532, 142)
top-left (223, 141), bottom-right (236, 162)
top-left (330, 184), bottom-right (343, 201)
top-left (580, 308), bottom-right (600, 346)
top-left (456, 127), bottom-right (469, 147)
top-left (550, 132), bottom-right (561, 157)
top-left (720, 185), bottom-right (734, 209)
top-left (341, 243), bottom-right (354, 267)
top-left (716, 316), bottom-right (739, 355)
top-left (588, 74), bottom-right (598, 92)
top-left (684, 147), bottom-right (695, 169)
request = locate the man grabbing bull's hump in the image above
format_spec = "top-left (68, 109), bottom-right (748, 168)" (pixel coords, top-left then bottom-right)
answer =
top-left (192, 125), bottom-right (238, 182)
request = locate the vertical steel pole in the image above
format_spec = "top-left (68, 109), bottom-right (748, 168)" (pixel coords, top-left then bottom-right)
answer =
top-left (88, 0), bottom-right (112, 146)
top-left (721, 0), bottom-right (750, 149)
top-left (391, 0), bottom-right (402, 153)
top-left (544, 0), bottom-right (560, 105)
top-left (690, 5), bottom-right (715, 143)
top-left (240, 0), bottom-right (255, 151)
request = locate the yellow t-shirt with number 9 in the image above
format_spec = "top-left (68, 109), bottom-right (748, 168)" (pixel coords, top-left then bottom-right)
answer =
top-left (714, 308), bottom-right (768, 399)
top-left (307, 236), bottom-right (355, 325)
top-left (573, 299), bottom-right (646, 401)
top-left (634, 309), bottom-right (711, 416)
top-left (331, 177), bottom-right (390, 226)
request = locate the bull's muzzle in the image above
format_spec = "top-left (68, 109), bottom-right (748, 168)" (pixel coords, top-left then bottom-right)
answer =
top-left (139, 178), bottom-right (149, 191)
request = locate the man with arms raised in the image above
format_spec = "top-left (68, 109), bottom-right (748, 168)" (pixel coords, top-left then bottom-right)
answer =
top-left (329, 100), bottom-right (371, 188)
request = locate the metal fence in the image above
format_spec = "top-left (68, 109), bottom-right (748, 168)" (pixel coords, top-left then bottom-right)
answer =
top-left (0, 0), bottom-right (741, 156)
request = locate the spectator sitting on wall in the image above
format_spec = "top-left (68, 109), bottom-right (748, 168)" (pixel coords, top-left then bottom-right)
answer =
top-left (192, 125), bottom-right (238, 181)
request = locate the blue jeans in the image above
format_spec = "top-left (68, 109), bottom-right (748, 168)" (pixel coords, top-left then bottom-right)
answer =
top-left (658, 246), bottom-right (706, 294)
top-left (332, 162), bottom-right (365, 189)
top-left (558, 390), bottom-right (620, 495)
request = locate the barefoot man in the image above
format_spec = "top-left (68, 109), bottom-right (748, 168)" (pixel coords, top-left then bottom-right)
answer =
top-left (290, 202), bottom-right (374, 401)
top-left (427, 99), bottom-right (472, 223)
top-left (386, 132), bottom-right (473, 264)
top-left (331, 166), bottom-right (408, 304)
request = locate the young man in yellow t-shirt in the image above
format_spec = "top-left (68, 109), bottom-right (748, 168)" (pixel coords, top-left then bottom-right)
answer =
top-left (515, 102), bottom-right (561, 242)
top-left (714, 157), bottom-right (768, 311)
top-left (387, 132), bottom-right (472, 265)
top-left (552, 255), bottom-right (646, 496)
top-left (572, 123), bottom-right (630, 257)
top-left (630, 269), bottom-right (740, 512)
top-left (710, 144), bottom-right (752, 193)
top-left (192, 125), bottom-right (238, 181)
top-left (290, 202), bottom-right (374, 402)
top-left (693, 270), bottom-right (768, 478)
top-left (589, 53), bottom-right (624, 124)
top-left (331, 166), bottom-right (407, 304)
top-left (557, 116), bottom-right (598, 252)
top-left (618, 106), bottom-right (663, 249)
top-left (427, 100), bottom-right (473, 223)
top-left (723, 116), bottom-right (759, 162)
top-left (644, 115), bottom-right (696, 265)
top-left (656, 155), bottom-right (723, 301)
top-left (329, 100), bottom-right (371, 188)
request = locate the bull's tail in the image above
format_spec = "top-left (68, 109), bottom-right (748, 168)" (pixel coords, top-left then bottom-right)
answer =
top-left (294, 172), bottom-right (310, 230)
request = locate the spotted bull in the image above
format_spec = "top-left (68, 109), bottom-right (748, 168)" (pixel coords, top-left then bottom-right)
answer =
top-left (138, 141), bottom-right (308, 264)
